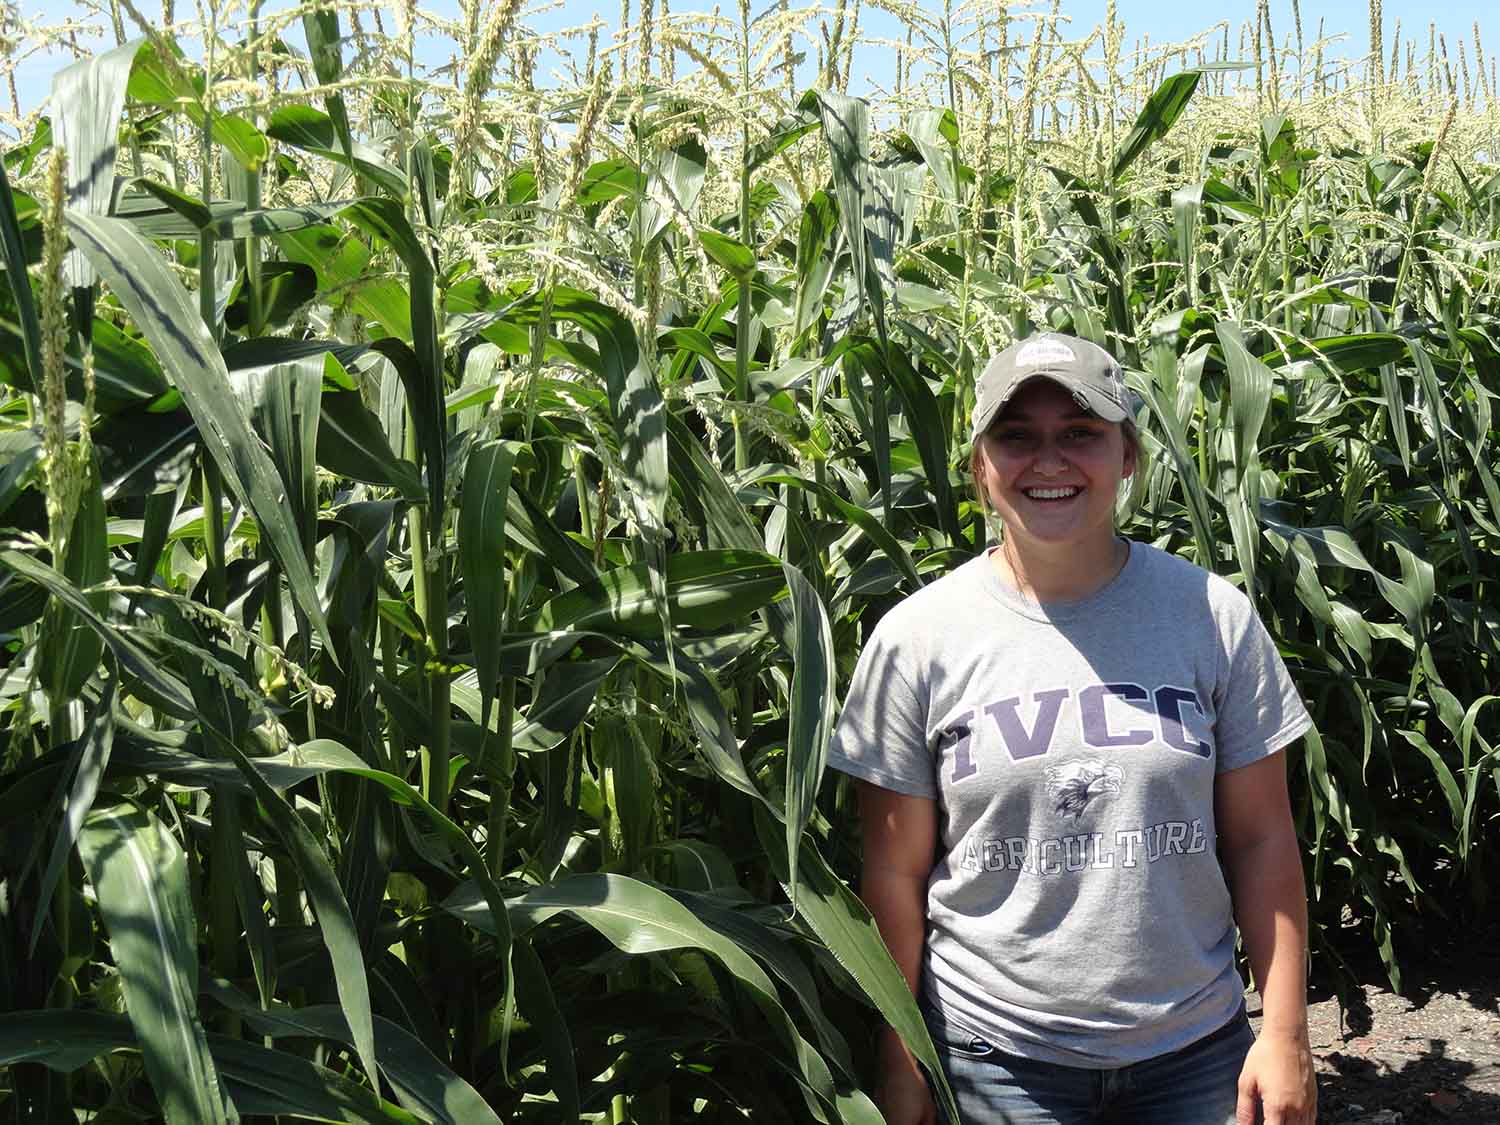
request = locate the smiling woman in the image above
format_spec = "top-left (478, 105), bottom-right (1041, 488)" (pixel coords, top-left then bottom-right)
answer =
top-left (831, 332), bottom-right (1319, 1125)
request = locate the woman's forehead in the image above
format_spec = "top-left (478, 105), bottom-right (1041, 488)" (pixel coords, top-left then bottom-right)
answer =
top-left (996, 379), bottom-right (1098, 420)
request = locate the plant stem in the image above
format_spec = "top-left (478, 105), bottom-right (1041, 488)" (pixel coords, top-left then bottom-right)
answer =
top-left (407, 413), bottom-right (451, 812)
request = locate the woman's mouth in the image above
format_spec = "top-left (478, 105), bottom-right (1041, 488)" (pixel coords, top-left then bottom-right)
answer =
top-left (1022, 486), bottom-right (1081, 502)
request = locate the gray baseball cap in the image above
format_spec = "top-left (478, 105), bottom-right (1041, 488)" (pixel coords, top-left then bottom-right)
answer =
top-left (971, 332), bottom-right (1130, 441)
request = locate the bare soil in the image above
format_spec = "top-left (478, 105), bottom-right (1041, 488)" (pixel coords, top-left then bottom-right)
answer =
top-left (1248, 925), bottom-right (1500, 1123)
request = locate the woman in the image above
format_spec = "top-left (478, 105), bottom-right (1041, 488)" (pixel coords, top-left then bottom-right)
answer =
top-left (828, 333), bottom-right (1317, 1124)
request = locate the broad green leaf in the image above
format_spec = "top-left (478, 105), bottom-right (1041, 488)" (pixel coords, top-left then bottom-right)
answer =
top-left (52, 38), bottom-right (140, 287)
top-left (302, 9), bottom-right (354, 159)
top-left (0, 157), bottom-right (41, 391)
top-left (203, 983), bottom-right (502, 1125)
top-left (445, 872), bottom-right (876, 1122)
top-left (207, 731), bottom-right (380, 1090)
top-left (459, 439), bottom-right (519, 733)
top-left (1215, 322), bottom-right (1273, 600)
top-left (1111, 70), bottom-right (1202, 181)
top-left (511, 937), bottom-right (580, 1121)
top-left (2, 1011), bottom-right (420, 1123)
top-left (529, 549), bottom-right (786, 638)
top-left (802, 89), bottom-right (887, 347)
top-left (752, 807), bottom-right (960, 1124)
top-left (746, 107), bottom-right (821, 172)
top-left (77, 803), bottom-right (232, 1124)
top-left (0, 549), bottom-right (195, 716)
top-left (782, 562), bottom-right (835, 907)
top-left (699, 230), bottom-right (756, 279)
top-left (318, 392), bottom-right (424, 499)
top-left (0, 429), bottom-right (42, 518)
top-left (37, 454), bottom-right (108, 701)
top-left (62, 213), bottom-right (335, 656)
top-left (29, 681), bottom-right (116, 953)
top-left (760, 472), bottom-right (921, 591)
top-left (265, 106), bottom-right (405, 197)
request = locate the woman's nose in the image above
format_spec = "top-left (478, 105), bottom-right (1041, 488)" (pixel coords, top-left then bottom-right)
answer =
top-left (1033, 441), bottom-right (1068, 475)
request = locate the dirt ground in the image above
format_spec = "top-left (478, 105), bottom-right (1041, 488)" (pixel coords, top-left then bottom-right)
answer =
top-left (1248, 925), bottom-right (1500, 1123)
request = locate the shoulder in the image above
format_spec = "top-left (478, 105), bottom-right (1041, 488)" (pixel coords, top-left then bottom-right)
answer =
top-left (1128, 542), bottom-right (1252, 631)
top-left (871, 552), bottom-right (991, 641)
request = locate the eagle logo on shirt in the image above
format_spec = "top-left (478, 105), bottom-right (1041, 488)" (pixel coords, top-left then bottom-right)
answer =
top-left (1045, 759), bottom-right (1124, 822)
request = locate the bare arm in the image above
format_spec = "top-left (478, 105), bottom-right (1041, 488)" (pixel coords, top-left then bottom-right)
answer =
top-left (856, 780), bottom-right (939, 1125)
top-left (1215, 749), bottom-right (1317, 1125)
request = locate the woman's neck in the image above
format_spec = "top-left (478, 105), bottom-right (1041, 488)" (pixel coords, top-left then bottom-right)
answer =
top-left (991, 533), bottom-right (1129, 603)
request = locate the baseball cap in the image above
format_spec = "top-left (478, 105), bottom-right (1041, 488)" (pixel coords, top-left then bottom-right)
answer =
top-left (971, 332), bottom-right (1131, 442)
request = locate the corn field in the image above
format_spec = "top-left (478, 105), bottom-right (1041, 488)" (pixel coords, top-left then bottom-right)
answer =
top-left (1, 0), bottom-right (1498, 1119)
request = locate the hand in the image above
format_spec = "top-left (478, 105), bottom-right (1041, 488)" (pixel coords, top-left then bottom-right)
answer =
top-left (875, 1030), bottom-right (938, 1125)
top-left (1236, 1028), bottom-right (1317, 1124)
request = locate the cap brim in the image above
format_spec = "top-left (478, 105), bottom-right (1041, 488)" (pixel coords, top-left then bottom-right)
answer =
top-left (971, 373), bottom-right (1129, 439)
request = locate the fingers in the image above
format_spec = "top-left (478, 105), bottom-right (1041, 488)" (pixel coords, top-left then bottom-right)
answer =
top-left (1236, 1078), bottom-right (1259, 1125)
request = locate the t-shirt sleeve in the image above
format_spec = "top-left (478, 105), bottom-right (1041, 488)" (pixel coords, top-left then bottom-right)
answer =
top-left (1213, 595), bottom-right (1313, 773)
top-left (827, 618), bottom-right (937, 798)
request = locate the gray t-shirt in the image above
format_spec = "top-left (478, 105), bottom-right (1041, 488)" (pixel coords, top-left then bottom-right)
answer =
top-left (828, 541), bottom-right (1311, 1068)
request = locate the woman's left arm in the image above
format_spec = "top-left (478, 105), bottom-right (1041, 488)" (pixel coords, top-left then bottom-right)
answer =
top-left (1215, 748), bottom-right (1318, 1125)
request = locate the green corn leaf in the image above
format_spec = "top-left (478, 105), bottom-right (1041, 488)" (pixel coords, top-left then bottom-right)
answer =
top-left (0, 429), bottom-right (42, 518)
top-left (262, 740), bottom-right (517, 1058)
top-left (0, 156), bottom-right (42, 391)
top-left (781, 562), bottom-right (835, 908)
top-left (905, 108), bottom-right (962, 210)
top-left (37, 453), bottom-right (108, 701)
top-left (318, 392), bottom-right (424, 499)
top-left (2, 1011), bottom-right (421, 1123)
top-left (1111, 70), bottom-right (1202, 181)
top-left (666, 886), bottom-right (856, 1074)
top-left (746, 106), bottom-right (821, 173)
top-left (1, 549), bottom-right (195, 716)
top-left (459, 438), bottom-right (519, 733)
top-left (1214, 322), bottom-right (1273, 600)
top-left (752, 806), bottom-right (960, 1125)
top-left (793, 190), bottom-right (838, 345)
top-left (699, 230), bottom-right (756, 279)
top-left (62, 213), bottom-right (335, 657)
top-left (203, 982), bottom-right (503, 1125)
top-left (1396, 728), bottom-right (1464, 832)
top-left (445, 872), bottom-right (879, 1122)
top-left (301, 8), bottom-right (354, 160)
top-left (265, 106), bottom-right (406, 197)
top-left (52, 38), bottom-right (140, 288)
top-left (508, 485), bottom-right (598, 585)
top-left (77, 803), bottom-right (233, 1124)
top-left (368, 336), bottom-right (445, 532)
top-left (511, 937), bottom-right (580, 1121)
top-left (760, 472), bottom-right (921, 591)
top-left (28, 679), bottom-right (116, 953)
top-left (207, 730), bottom-right (380, 1091)
top-left (802, 89), bottom-right (887, 347)
top-left (232, 353), bottom-right (321, 554)
top-left (275, 224), bottom-right (412, 337)
top-left (630, 640), bottom-right (767, 805)
top-left (529, 549), bottom-right (786, 638)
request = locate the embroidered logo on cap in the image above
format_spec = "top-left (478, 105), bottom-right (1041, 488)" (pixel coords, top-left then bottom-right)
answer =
top-left (1014, 339), bottom-right (1077, 367)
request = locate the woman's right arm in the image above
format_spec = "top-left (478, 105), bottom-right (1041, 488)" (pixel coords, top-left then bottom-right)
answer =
top-left (857, 779), bottom-right (940, 1125)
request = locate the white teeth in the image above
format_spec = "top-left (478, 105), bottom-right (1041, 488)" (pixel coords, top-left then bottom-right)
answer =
top-left (1025, 487), bottom-right (1080, 500)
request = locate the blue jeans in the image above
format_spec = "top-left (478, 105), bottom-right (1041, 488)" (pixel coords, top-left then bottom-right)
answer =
top-left (926, 1006), bottom-right (1253, 1125)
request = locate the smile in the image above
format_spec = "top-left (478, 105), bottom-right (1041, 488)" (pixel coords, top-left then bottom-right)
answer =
top-left (1023, 486), bottom-right (1081, 501)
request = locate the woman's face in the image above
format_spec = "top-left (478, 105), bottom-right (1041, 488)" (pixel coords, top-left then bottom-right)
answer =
top-left (973, 378), bottom-right (1136, 555)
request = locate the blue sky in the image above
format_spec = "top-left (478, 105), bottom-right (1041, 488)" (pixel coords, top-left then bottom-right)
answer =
top-left (10, 0), bottom-right (1496, 115)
